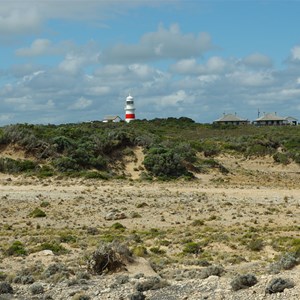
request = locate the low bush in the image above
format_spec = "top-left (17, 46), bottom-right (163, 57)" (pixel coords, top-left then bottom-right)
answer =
top-left (88, 241), bottom-right (133, 274)
top-left (30, 282), bottom-right (44, 295)
top-left (200, 265), bottom-right (225, 279)
top-left (231, 274), bottom-right (258, 291)
top-left (248, 239), bottom-right (264, 251)
top-left (6, 241), bottom-right (27, 256)
top-left (29, 208), bottom-right (46, 218)
top-left (111, 222), bottom-right (126, 231)
top-left (38, 241), bottom-right (68, 255)
top-left (0, 282), bottom-right (13, 294)
top-left (265, 277), bottom-right (294, 294)
top-left (182, 242), bottom-right (202, 255)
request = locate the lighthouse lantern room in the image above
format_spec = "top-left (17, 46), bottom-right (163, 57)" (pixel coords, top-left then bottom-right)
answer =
top-left (124, 94), bottom-right (136, 123)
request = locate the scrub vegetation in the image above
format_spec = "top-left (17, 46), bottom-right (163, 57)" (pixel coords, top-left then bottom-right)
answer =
top-left (0, 118), bottom-right (300, 179)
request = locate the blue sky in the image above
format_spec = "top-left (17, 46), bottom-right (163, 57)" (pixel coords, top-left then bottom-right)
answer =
top-left (1, 0), bottom-right (300, 125)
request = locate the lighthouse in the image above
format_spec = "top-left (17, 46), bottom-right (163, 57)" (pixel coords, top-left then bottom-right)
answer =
top-left (124, 94), bottom-right (136, 123)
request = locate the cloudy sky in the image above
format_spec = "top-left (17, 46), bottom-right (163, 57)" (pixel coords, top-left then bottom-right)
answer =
top-left (1, 0), bottom-right (300, 125)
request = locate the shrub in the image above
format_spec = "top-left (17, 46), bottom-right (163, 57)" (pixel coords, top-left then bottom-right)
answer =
top-left (265, 277), bottom-right (294, 294)
top-left (13, 274), bottom-right (35, 284)
top-left (0, 157), bottom-right (37, 173)
top-left (0, 282), bottom-right (13, 294)
top-left (199, 265), bottom-right (225, 279)
top-left (150, 247), bottom-right (166, 255)
top-left (231, 274), bottom-right (258, 291)
top-left (29, 208), bottom-right (46, 218)
top-left (129, 291), bottom-right (146, 300)
top-left (248, 239), bottom-right (264, 251)
top-left (38, 242), bottom-right (68, 255)
top-left (30, 282), bottom-right (44, 294)
top-left (273, 152), bottom-right (290, 164)
top-left (88, 241), bottom-right (133, 274)
top-left (278, 253), bottom-right (298, 270)
top-left (143, 146), bottom-right (192, 179)
top-left (43, 263), bottom-right (68, 278)
top-left (135, 276), bottom-right (168, 292)
top-left (59, 233), bottom-right (77, 243)
top-left (40, 201), bottom-right (50, 208)
top-left (183, 242), bottom-right (202, 255)
top-left (72, 293), bottom-right (91, 300)
top-left (111, 222), bottom-right (126, 231)
top-left (6, 241), bottom-right (27, 256)
top-left (132, 245), bottom-right (147, 257)
top-left (191, 219), bottom-right (205, 226)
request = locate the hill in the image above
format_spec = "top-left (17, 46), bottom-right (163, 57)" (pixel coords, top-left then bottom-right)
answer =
top-left (0, 118), bottom-right (300, 181)
top-left (0, 119), bottom-right (300, 299)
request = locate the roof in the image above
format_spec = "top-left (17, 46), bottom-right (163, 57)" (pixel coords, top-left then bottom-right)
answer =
top-left (214, 114), bottom-right (248, 122)
top-left (103, 115), bottom-right (122, 121)
top-left (285, 116), bottom-right (298, 121)
top-left (255, 113), bottom-right (285, 122)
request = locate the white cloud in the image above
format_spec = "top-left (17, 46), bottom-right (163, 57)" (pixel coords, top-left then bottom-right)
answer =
top-left (154, 90), bottom-right (195, 107)
top-left (242, 53), bottom-right (273, 68)
top-left (291, 46), bottom-right (300, 61)
top-left (0, 8), bottom-right (41, 35)
top-left (226, 71), bottom-right (275, 87)
top-left (103, 23), bottom-right (215, 63)
top-left (4, 97), bottom-right (55, 112)
top-left (68, 97), bottom-right (93, 110)
top-left (16, 39), bottom-right (51, 56)
top-left (59, 43), bottom-right (100, 75)
top-left (0, 1), bottom-right (180, 36)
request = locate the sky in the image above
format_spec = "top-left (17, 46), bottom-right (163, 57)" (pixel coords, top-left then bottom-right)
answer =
top-left (1, 0), bottom-right (300, 125)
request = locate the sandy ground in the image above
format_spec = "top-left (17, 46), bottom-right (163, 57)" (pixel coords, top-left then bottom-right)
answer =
top-left (0, 153), bottom-right (299, 299)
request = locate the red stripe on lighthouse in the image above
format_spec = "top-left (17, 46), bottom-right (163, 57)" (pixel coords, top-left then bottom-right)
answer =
top-left (126, 114), bottom-right (135, 119)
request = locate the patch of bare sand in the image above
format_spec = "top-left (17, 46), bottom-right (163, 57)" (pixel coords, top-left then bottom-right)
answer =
top-left (124, 146), bottom-right (145, 179)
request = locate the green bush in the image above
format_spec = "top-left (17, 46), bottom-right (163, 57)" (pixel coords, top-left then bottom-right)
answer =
top-left (183, 242), bottom-right (202, 255)
top-left (144, 146), bottom-right (192, 178)
top-left (38, 242), bottom-right (68, 255)
top-left (0, 158), bottom-right (37, 173)
top-left (248, 239), bottom-right (264, 251)
top-left (6, 241), bottom-right (27, 256)
top-left (273, 152), bottom-right (290, 164)
top-left (149, 247), bottom-right (166, 255)
top-left (29, 208), bottom-right (46, 218)
top-left (111, 223), bottom-right (126, 231)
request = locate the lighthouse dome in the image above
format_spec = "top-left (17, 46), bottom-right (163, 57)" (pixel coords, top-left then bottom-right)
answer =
top-left (126, 94), bottom-right (133, 101)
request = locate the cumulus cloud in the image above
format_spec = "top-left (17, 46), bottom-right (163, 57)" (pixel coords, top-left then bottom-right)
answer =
top-left (59, 42), bottom-right (100, 75)
top-left (4, 97), bottom-right (55, 112)
top-left (171, 57), bottom-right (228, 75)
top-left (103, 23), bottom-right (215, 63)
top-left (226, 70), bottom-right (275, 87)
top-left (0, 8), bottom-right (41, 35)
top-left (242, 53), bottom-right (273, 68)
top-left (15, 39), bottom-right (51, 56)
top-left (0, 1), bottom-right (179, 36)
top-left (68, 97), bottom-right (93, 110)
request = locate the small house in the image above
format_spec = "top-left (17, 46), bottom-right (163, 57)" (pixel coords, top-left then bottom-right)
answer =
top-left (284, 116), bottom-right (298, 126)
top-left (213, 114), bottom-right (250, 125)
top-left (253, 113), bottom-right (288, 126)
top-left (102, 115), bottom-right (122, 123)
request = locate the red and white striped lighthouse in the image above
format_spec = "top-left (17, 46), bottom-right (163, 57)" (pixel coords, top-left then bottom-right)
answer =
top-left (124, 94), bottom-right (136, 123)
